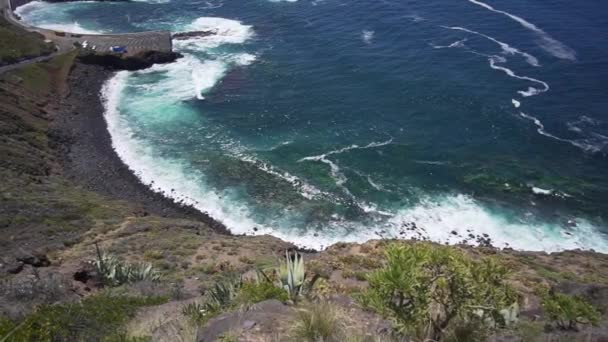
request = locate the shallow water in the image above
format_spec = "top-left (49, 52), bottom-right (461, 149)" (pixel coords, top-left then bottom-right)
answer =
top-left (17, 0), bottom-right (608, 251)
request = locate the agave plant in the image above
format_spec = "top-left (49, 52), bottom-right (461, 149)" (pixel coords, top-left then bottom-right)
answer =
top-left (94, 243), bottom-right (160, 287)
top-left (277, 251), bottom-right (320, 302)
top-left (205, 276), bottom-right (241, 312)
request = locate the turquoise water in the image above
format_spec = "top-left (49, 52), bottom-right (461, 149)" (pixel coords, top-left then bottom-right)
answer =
top-left (17, 0), bottom-right (608, 251)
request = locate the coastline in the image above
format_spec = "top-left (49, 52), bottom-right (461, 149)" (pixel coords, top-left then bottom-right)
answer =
top-left (54, 62), bottom-right (230, 234)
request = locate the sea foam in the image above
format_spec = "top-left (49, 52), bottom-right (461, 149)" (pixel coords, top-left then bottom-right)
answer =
top-left (466, 0), bottom-right (576, 61)
top-left (443, 26), bottom-right (539, 67)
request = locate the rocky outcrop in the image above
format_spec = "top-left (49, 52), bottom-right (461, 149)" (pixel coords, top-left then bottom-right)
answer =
top-left (77, 50), bottom-right (183, 71)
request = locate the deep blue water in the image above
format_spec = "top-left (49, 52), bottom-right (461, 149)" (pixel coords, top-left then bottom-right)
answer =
top-left (17, 0), bottom-right (608, 251)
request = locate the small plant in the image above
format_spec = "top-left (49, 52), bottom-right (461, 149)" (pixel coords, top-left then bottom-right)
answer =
top-left (204, 276), bottom-right (242, 313)
top-left (541, 290), bottom-right (600, 331)
top-left (94, 243), bottom-right (161, 287)
top-left (273, 251), bottom-right (320, 302)
top-left (292, 301), bottom-right (345, 342)
top-left (182, 302), bottom-right (207, 323)
top-left (183, 275), bottom-right (243, 325)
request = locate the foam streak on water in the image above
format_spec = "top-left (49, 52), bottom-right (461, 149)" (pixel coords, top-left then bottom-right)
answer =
top-left (443, 26), bottom-right (540, 66)
top-left (465, 0), bottom-right (576, 60)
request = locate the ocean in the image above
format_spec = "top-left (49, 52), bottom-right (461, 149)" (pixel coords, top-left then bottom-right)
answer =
top-left (16, 0), bottom-right (608, 251)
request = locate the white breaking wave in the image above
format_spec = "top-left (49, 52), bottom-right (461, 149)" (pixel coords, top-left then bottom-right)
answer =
top-left (387, 194), bottom-right (607, 252)
top-left (443, 26), bottom-right (539, 67)
top-left (15, 1), bottom-right (104, 34)
top-left (132, 54), bottom-right (230, 101)
top-left (103, 72), bottom-right (271, 236)
top-left (466, 0), bottom-right (576, 61)
top-left (512, 99), bottom-right (521, 108)
top-left (174, 17), bottom-right (254, 51)
top-left (35, 21), bottom-right (103, 34)
top-left (133, 17), bottom-right (256, 101)
top-left (362, 30), bottom-right (375, 44)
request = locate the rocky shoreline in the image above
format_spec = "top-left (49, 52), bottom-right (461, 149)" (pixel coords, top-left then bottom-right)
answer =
top-left (55, 61), bottom-right (229, 233)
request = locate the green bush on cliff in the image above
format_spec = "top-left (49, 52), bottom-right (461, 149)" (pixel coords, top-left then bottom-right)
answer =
top-left (541, 290), bottom-right (600, 330)
top-left (357, 243), bottom-right (517, 341)
top-left (0, 294), bottom-right (166, 341)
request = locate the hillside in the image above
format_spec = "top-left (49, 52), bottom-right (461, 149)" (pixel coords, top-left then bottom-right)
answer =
top-left (0, 16), bottom-right (54, 66)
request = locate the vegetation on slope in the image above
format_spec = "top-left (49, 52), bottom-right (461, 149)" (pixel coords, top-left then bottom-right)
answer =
top-left (0, 17), bottom-right (54, 66)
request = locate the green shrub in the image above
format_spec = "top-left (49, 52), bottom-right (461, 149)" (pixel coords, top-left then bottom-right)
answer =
top-left (95, 243), bottom-right (161, 287)
top-left (292, 301), bottom-right (345, 342)
top-left (357, 243), bottom-right (517, 341)
top-left (182, 276), bottom-right (242, 325)
top-left (237, 281), bottom-right (289, 304)
top-left (0, 294), bottom-right (166, 341)
top-left (541, 291), bottom-right (600, 330)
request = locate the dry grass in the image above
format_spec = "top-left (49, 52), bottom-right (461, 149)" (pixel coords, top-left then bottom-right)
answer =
top-left (292, 301), bottom-right (346, 342)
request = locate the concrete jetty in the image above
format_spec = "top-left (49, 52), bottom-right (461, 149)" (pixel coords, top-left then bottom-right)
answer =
top-left (1, 0), bottom-right (172, 56)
